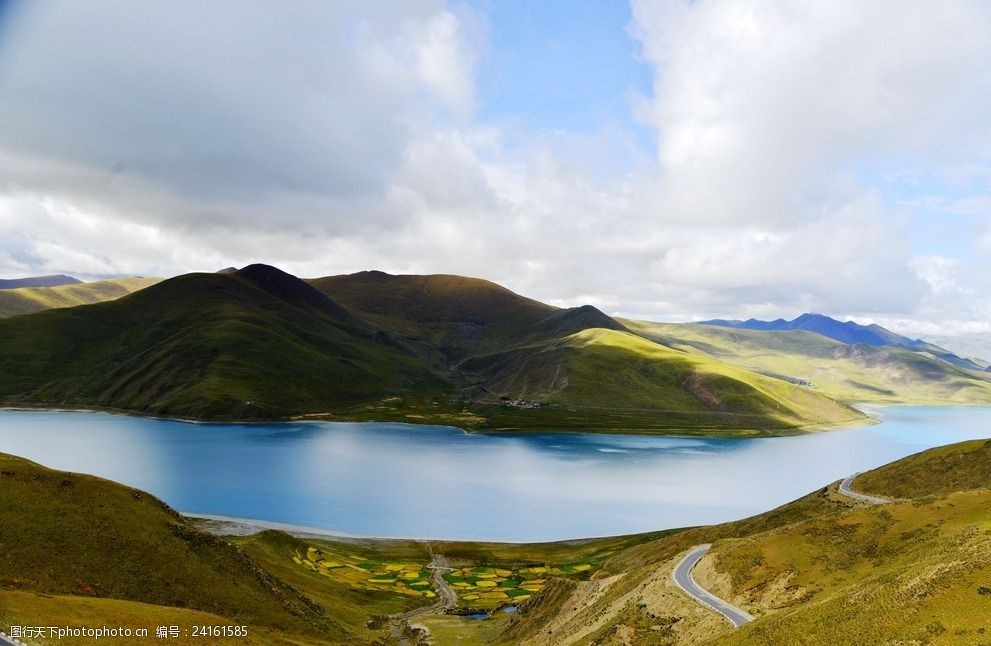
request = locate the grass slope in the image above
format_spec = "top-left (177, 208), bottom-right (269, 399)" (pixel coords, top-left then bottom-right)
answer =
top-left (499, 438), bottom-right (991, 645)
top-left (0, 265), bottom-right (449, 419)
top-left (0, 453), bottom-right (345, 644)
top-left (854, 438), bottom-right (991, 499)
top-left (308, 271), bottom-right (626, 363)
top-left (462, 328), bottom-right (863, 433)
top-left (714, 490), bottom-right (991, 645)
top-left (0, 265), bottom-right (871, 432)
top-left (0, 277), bottom-right (160, 318)
top-left (626, 319), bottom-right (991, 405)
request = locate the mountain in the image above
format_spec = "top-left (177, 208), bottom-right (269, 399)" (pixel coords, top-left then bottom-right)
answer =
top-left (0, 273), bottom-right (82, 289)
top-left (700, 312), bottom-right (984, 371)
top-left (307, 271), bottom-right (607, 361)
top-left (0, 265), bottom-right (863, 431)
top-left (0, 265), bottom-right (449, 419)
top-left (458, 327), bottom-right (859, 433)
top-left (0, 276), bottom-right (160, 318)
top-left (626, 319), bottom-right (991, 405)
top-left (920, 332), bottom-right (991, 366)
top-left (702, 312), bottom-right (916, 346)
top-left (308, 271), bottom-right (862, 433)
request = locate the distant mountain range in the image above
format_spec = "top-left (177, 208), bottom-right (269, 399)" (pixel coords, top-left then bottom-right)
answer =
top-left (701, 313), bottom-right (914, 345)
top-left (0, 274), bottom-right (81, 289)
top-left (701, 313), bottom-right (985, 370)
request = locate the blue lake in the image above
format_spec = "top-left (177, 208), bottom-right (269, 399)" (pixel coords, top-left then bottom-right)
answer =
top-left (0, 406), bottom-right (988, 541)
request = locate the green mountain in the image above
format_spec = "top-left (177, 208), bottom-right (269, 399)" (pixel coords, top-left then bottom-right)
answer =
top-left (0, 265), bottom-right (865, 433)
top-left (0, 265), bottom-right (448, 420)
top-left (308, 271), bottom-right (625, 363)
top-left (625, 319), bottom-right (991, 405)
top-left (0, 276), bottom-right (160, 318)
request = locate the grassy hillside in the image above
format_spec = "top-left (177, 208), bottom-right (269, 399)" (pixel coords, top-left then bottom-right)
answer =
top-left (4, 439), bottom-right (989, 644)
top-left (711, 490), bottom-right (991, 645)
top-left (309, 271), bottom-right (626, 363)
top-left (854, 438), bottom-right (991, 499)
top-left (0, 276), bottom-right (160, 318)
top-left (492, 438), bottom-right (991, 645)
top-left (625, 319), bottom-right (991, 405)
top-left (0, 265), bottom-right (449, 420)
top-left (0, 453), bottom-right (350, 644)
top-left (0, 265), bottom-right (866, 432)
top-left (462, 328), bottom-right (862, 433)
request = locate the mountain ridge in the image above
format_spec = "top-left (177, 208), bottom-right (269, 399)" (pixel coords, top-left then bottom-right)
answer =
top-left (701, 312), bottom-right (984, 370)
top-left (0, 265), bottom-right (864, 432)
top-left (0, 274), bottom-right (82, 289)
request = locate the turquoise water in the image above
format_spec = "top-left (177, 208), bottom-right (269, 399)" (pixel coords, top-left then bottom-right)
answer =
top-left (0, 406), bottom-right (988, 541)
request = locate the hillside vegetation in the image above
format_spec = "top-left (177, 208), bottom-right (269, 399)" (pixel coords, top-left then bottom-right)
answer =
top-left (461, 328), bottom-right (859, 433)
top-left (493, 439), bottom-right (991, 645)
top-left (625, 320), bottom-right (991, 405)
top-left (3, 438), bottom-right (990, 644)
top-left (0, 265), bottom-right (865, 433)
top-left (0, 453), bottom-right (355, 644)
top-left (854, 438), bottom-right (991, 499)
top-left (0, 266), bottom-right (447, 420)
top-left (0, 276), bottom-right (160, 318)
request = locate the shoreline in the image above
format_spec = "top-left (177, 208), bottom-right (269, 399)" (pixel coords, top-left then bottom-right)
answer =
top-left (182, 511), bottom-right (669, 546)
top-left (0, 402), bottom-right (887, 439)
top-left (3, 405), bottom-right (989, 545)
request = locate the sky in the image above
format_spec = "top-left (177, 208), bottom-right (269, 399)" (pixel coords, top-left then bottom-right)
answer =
top-left (0, 0), bottom-right (990, 337)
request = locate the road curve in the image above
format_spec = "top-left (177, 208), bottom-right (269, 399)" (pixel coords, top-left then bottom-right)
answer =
top-left (672, 544), bottom-right (754, 628)
top-left (389, 549), bottom-right (458, 644)
top-left (838, 473), bottom-right (891, 505)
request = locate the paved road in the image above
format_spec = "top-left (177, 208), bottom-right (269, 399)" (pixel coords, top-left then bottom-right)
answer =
top-left (672, 544), bottom-right (754, 628)
top-left (838, 473), bottom-right (891, 505)
top-left (389, 549), bottom-right (458, 645)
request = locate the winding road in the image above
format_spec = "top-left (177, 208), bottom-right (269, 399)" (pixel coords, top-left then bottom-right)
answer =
top-left (838, 473), bottom-right (891, 505)
top-left (672, 544), bottom-right (754, 628)
top-left (389, 549), bottom-right (458, 644)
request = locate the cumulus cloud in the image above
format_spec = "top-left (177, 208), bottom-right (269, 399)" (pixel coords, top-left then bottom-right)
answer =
top-left (0, 0), bottom-right (989, 333)
top-left (630, 0), bottom-right (991, 224)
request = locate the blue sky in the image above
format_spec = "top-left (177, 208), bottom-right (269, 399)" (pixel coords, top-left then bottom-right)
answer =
top-left (476, 1), bottom-right (651, 140)
top-left (0, 0), bottom-right (989, 337)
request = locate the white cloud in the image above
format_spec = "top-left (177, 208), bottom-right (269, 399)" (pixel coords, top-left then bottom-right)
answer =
top-left (0, 0), bottom-right (989, 336)
top-left (630, 0), bottom-right (991, 225)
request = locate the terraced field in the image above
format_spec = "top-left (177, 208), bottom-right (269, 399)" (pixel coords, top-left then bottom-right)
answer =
top-left (291, 545), bottom-right (437, 599)
top-left (445, 553), bottom-right (615, 609)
